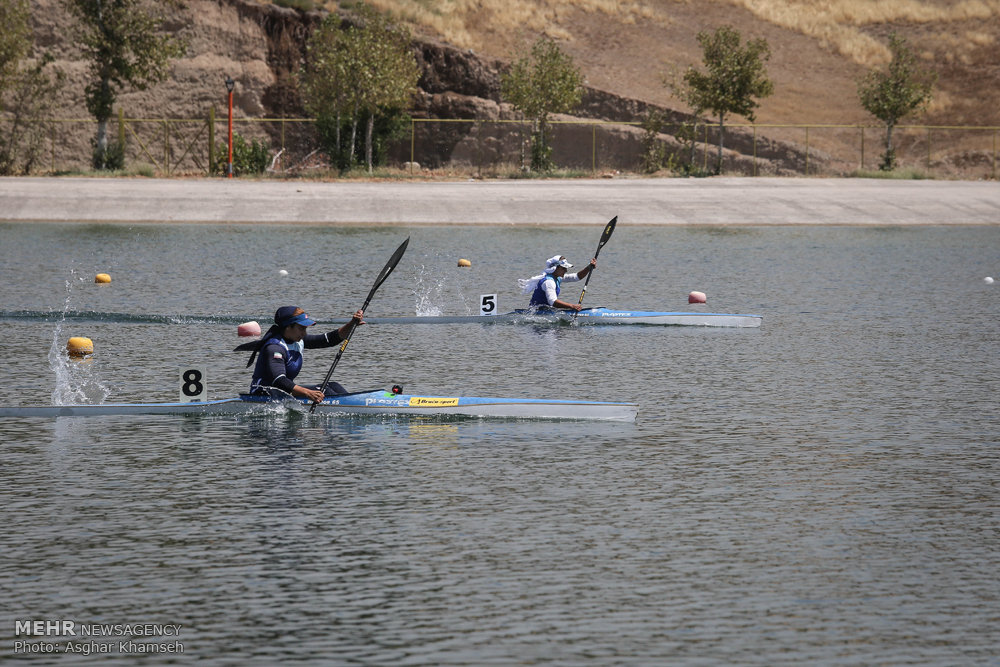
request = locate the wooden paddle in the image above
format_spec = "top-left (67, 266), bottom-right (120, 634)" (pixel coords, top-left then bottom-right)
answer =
top-left (574, 216), bottom-right (617, 318)
top-left (310, 237), bottom-right (410, 412)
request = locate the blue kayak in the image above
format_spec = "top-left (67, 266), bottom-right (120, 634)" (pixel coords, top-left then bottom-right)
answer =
top-left (0, 390), bottom-right (638, 421)
top-left (355, 307), bottom-right (762, 328)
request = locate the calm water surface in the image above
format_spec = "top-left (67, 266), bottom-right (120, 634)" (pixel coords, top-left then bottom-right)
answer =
top-left (1, 222), bottom-right (998, 665)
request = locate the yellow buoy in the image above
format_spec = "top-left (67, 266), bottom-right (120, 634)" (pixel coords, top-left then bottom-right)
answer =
top-left (95, 273), bottom-right (111, 284)
top-left (66, 337), bottom-right (94, 358)
top-left (457, 258), bottom-right (472, 267)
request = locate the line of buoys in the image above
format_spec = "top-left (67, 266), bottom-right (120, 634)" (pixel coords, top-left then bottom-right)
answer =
top-left (238, 320), bottom-right (262, 337)
top-left (457, 259), bottom-right (471, 267)
top-left (688, 291), bottom-right (707, 304)
top-left (95, 273), bottom-right (111, 284)
top-left (66, 336), bottom-right (94, 358)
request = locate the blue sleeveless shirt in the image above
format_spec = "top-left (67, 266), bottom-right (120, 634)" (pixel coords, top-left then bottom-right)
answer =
top-left (529, 274), bottom-right (561, 307)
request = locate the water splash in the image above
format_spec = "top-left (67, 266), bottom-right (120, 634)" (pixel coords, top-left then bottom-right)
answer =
top-left (48, 273), bottom-right (111, 405)
top-left (412, 264), bottom-right (446, 316)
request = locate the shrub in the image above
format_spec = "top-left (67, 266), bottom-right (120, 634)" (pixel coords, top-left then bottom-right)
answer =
top-left (213, 134), bottom-right (270, 176)
top-left (92, 140), bottom-right (125, 171)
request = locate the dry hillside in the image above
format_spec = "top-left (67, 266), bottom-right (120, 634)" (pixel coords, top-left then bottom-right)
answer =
top-left (366, 0), bottom-right (1000, 175)
top-left (22, 0), bottom-right (1000, 177)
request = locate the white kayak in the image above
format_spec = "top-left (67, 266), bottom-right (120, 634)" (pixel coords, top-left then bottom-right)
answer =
top-left (0, 389), bottom-right (638, 422)
top-left (355, 307), bottom-right (762, 328)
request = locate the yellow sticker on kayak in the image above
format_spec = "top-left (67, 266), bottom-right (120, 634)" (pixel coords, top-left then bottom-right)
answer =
top-left (409, 396), bottom-right (459, 407)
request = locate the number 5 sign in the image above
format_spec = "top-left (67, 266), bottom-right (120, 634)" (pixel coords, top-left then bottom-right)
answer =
top-left (480, 293), bottom-right (498, 316)
top-left (180, 367), bottom-right (207, 402)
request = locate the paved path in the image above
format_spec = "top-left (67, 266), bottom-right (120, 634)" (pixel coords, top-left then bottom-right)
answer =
top-left (1, 176), bottom-right (998, 225)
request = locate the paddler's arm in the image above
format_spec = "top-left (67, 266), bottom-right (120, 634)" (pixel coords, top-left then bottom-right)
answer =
top-left (574, 258), bottom-right (597, 280)
top-left (552, 298), bottom-right (583, 311)
top-left (305, 310), bottom-right (365, 348)
top-left (292, 384), bottom-right (325, 403)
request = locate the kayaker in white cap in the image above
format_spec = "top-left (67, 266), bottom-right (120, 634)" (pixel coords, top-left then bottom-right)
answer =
top-left (519, 254), bottom-right (597, 311)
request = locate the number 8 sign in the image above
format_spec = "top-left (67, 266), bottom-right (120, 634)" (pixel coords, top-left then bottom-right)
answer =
top-left (180, 367), bottom-right (206, 402)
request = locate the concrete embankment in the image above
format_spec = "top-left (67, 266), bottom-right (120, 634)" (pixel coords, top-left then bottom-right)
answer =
top-left (1, 176), bottom-right (998, 225)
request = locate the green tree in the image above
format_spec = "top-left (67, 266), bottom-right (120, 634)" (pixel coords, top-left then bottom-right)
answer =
top-left (0, 0), bottom-right (31, 94)
top-left (300, 5), bottom-right (418, 173)
top-left (301, 15), bottom-right (355, 169)
top-left (501, 37), bottom-right (583, 172)
top-left (858, 32), bottom-right (936, 171)
top-left (65, 0), bottom-right (185, 170)
top-left (0, 0), bottom-right (62, 175)
top-left (682, 25), bottom-right (773, 174)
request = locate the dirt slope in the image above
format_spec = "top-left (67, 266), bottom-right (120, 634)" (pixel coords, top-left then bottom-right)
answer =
top-left (23, 0), bottom-right (1000, 177)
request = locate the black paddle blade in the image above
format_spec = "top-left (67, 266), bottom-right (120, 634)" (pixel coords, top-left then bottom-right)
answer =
top-left (363, 236), bottom-right (410, 310)
top-left (595, 216), bottom-right (617, 256)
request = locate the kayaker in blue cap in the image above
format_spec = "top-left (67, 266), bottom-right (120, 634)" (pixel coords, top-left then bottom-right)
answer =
top-left (520, 254), bottom-right (596, 311)
top-left (234, 305), bottom-right (364, 402)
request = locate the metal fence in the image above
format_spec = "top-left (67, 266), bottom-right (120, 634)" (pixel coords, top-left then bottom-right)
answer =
top-left (8, 110), bottom-right (1000, 179)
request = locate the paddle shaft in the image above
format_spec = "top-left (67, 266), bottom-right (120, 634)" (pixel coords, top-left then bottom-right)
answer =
top-left (310, 237), bottom-right (410, 412)
top-left (575, 216), bottom-right (617, 315)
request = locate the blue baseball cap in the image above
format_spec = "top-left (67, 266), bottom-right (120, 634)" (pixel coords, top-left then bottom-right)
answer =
top-left (274, 306), bottom-right (316, 327)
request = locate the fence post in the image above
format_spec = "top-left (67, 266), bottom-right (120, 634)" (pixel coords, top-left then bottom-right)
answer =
top-left (208, 107), bottom-right (215, 176)
top-left (860, 126), bottom-right (865, 171)
top-left (926, 127), bottom-right (931, 172)
top-left (752, 124), bottom-right (757, 176)
top-left (118, 108), bottom-right (125, 161)
top-left (703, 123), bottom-right (708, 172)
top-left (805, 125), bottom-right (810, 176)
top-left (592, 123), bottom-right (596, 173)
top-left (993, 128), bottom-right (997, 180)
top-left (410, 118), bottom-right (415, 173)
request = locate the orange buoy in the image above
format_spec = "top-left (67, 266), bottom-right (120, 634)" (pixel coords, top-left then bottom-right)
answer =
top-left (688, 291), bottom-right (707, 304)
top-left (66, 336), bottom-right (94, 358)
top-left (95, 273), bottom-right (111, 284)
top-left (457, 258), bottom-right (472, 267)
top-left (237, 321), bottom-right (262, 337)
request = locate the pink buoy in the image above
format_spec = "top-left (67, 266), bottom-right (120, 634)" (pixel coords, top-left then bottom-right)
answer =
top-left (238, 320), bottom-right (261, 337)
top-left (688, 291), bottom-right (707, 304)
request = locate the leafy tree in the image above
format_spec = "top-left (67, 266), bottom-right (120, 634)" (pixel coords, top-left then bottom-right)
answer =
top-left (301, 15), bottom-right (353, 170)
top-left (65, 0), bottom-right (185, 170)
top-left (300, 5), bottom-right (419, 173)
top-left (353, 7), bottom-right (419, 173)
top-left (501, 37), bottom-right (583, 172)
top-left (0, 0), bottom-right (62, 175)
top-left (858, 32), bottom-right (936, 171)
top-left (0, 0), bottom-right (31, 93)
top-left (682, 25), bottom-right (773, 174)
top-left (639, 109), bottom-right (669, 174)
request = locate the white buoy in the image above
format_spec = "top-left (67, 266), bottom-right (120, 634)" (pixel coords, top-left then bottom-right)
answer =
top-left (985, 276), bottom-right (994, 284)
top-left (688, 291), bottom-right (707, 304)
top-left (278, 269), bottom-right (289, 277)
top-left (238, 321), bottom-right (262, 337)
